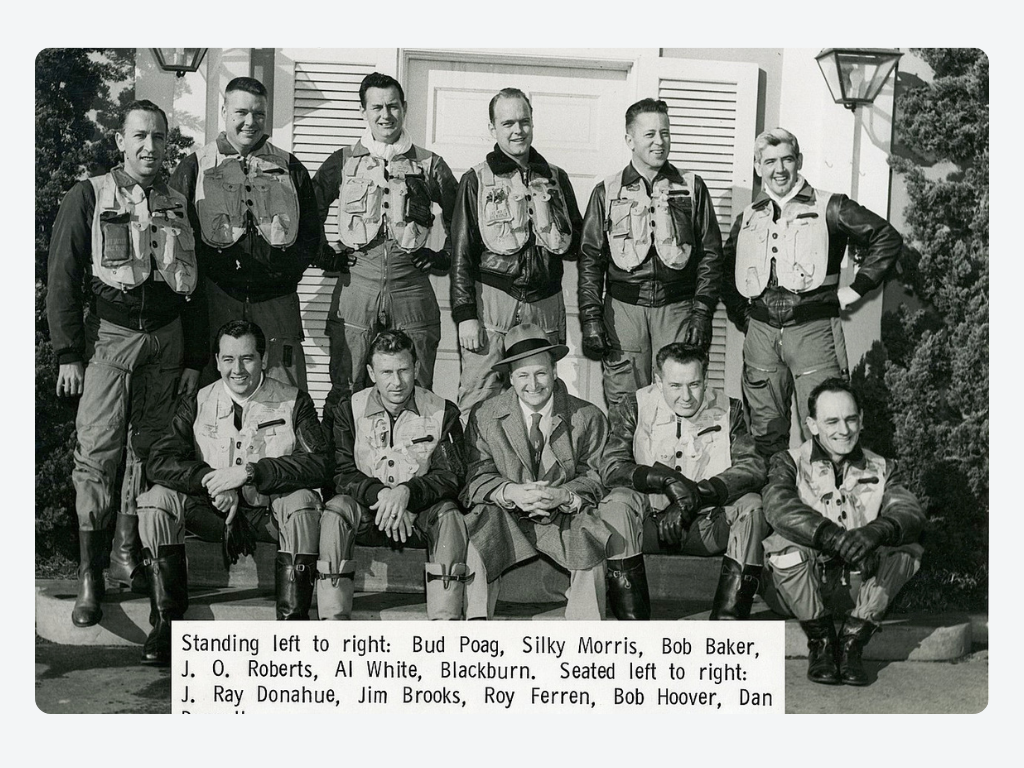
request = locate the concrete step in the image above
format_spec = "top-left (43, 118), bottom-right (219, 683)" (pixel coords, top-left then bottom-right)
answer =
top-left (35, 579), bottom-right (974, 662)
top-left (184, 540), bottom-right (721, 603)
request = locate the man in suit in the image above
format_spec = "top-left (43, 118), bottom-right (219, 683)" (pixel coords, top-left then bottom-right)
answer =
top-left (460, 324), bottom-right (611, 620)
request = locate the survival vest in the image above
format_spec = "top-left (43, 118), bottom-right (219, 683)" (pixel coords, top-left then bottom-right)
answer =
top-left (351, 386), bottom-right (446, 486)
top-left (194, 140), bottom-right (300, 249)
top-left (734, 188), bottom-right (834, 298)
top-left (474, 162), bottom-right (573, 256)
top-left (337, 147), bottom-right (435, 252)
top-left (88, 172), bottom-right (197, 294)
top-left (788, 441), bottom-right (890, 531)
top-left (634, 384), bottom-right (732, 511)
top-left (604, 170), bottom-right (697, 272)
top-left (193, 377), bottom-right (299, 508)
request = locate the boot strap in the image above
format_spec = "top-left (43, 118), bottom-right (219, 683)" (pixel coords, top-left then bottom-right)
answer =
top-left (290, 562), bottom-right (318, 585)
top-left (426, 563), bottom-right (472, 589)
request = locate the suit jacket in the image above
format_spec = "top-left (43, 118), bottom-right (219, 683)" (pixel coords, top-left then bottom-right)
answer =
top-left (461, 380), bottom-right (611, 575)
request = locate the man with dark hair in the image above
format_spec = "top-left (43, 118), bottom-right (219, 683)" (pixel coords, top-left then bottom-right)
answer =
top-left (312, 72), bottom-right (457, 407)
top-left (323, 329), bottom-right (470, 620)
top-left (451, 88), bottom-right (583, 416)
top-left (47, 99), bottom-right (205, 629)
top-left (599, 343), bottom-right (766, 620)
top-left (579, 98), bottom-right (724, 408)
top-left (170, 76), bottom-right (322, 390)
top-left (762, 377), bottom-right (925, 686)
top-left (461, 324), bottom-right (611, 620)
top-left (722, 127), bottom-right (903, 459)
top-left (135, 320), bottom-right (330, 664)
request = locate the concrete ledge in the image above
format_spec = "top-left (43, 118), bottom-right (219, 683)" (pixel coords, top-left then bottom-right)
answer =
top-left (782, 613), bottom-right (974, 662)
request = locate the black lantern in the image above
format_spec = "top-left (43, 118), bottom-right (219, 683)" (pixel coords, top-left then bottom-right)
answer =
top-left (151, 48), bottom-right (208, 78)
top-left (815, 48), bottom-right (903, 110)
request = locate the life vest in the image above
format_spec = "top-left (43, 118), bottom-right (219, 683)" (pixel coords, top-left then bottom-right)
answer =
top-left (788, 441), bottom-right (889, 531)
top-left (734, 189), bottom-right (834, 298)
top-left (193, 377), bottom-right (299, 508)
top-left (336, 147), bottom-right (435, 252)
top-left (194, 140), bottom-right (300, 249)
top-left (351, 386), bottom-right (446, 486)
top-left (633, 384), bottom-right (732, 511)
top-left (474, 162), bottom-right (573, 256)
top-left (604, 170), bottom-right (697, 272)
top-left (88, 173), bottom-right (197, 295)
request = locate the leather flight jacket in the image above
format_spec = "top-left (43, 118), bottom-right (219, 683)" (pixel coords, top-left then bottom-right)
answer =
top-left (89, 171), bottom-right (197, 295)
top-left (763, 438), bottom-right (926, 549)
top-left (723, 181), bottom-right (903, 329)
top-left (578, 162), bottom-right (724, 323)
top-left (450, 146), bottom-right (582, 324)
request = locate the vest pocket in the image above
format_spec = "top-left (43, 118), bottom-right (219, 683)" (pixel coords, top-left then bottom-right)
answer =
top-left (100, 214), bottom-right (132, 267)
top-left (608, 199), bottom-right (632, 238)
top-left (483, 187), bottom-right (513, 224)
top-left (341, 177), bottom-right (372, 214)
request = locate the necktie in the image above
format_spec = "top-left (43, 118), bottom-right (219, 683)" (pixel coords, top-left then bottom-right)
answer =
top-left (529, 412), bottom-right (544, 476)
top-left (232, 402), bottom-right (244, 431)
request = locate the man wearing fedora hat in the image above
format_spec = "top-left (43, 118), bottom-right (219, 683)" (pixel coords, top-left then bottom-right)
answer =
top-left (460, 323), bottom-right (612, 620)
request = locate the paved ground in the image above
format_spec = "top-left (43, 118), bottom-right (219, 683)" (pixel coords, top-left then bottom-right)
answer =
top-left (36, 637), bottom-right (987, 715)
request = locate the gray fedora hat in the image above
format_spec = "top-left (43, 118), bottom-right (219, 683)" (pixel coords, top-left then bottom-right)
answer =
top-left (491, 323), bottom-right (569, 371)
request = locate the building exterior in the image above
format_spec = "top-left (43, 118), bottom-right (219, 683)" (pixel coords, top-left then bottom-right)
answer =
top-left (136, 47), bottom-right (898, 418)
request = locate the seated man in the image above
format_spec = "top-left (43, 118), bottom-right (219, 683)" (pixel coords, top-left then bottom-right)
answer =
top-left (763, 378), bottom-right (925, 686)
top-left (600, 344), bottom-right (766, 620)
top-left (136, 320), bottom-right (330, 666)
top-left (461, 324), bottom-right (611, 620)
top-left (322, 330), bottom-right (469, 620)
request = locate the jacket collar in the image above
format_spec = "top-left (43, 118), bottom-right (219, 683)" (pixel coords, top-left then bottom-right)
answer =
top-left (361, 386), bottom-right (421, 419)
top-left (216, 131), bottom-right (269, 157)
top-left (486, 145), bottom-right (553, 178)
top-left (810, 436), bottom-right (867, 471)
top-left (348, 141), bottom-right (418, 161)
top-left (751, 178), bottom-right (816, 210)
top-left (621, 161), bottom-right (684, 188)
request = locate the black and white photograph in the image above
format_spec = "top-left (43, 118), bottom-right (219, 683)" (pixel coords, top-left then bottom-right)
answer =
top-left (30, 35), bottom-right (993, 736)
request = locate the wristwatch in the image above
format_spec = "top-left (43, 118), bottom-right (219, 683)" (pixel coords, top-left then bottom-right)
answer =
top-left (244, 462), bottom-right (256, 486)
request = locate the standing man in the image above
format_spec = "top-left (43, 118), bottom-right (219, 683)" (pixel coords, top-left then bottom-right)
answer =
top-left (762, 379), bottom-right (924, 686)
top-left (461, 324), bottom-right (611, 620)
top-left (450, 88), bottom-right (583, 416)
top-left (171, 76), bottom-right (322, 390)
top-left (599, 344), bottom-right (766, 620)
top-left (579, 98), bottom-right (724, 408)
top-left (323, 330), bottom-right (469, 620)
top-left (47, 100), bottom-right (205, 628)
top-left (136, 320), bottom-right (330, 665)
top-left (722, 127), bottom-right (902, 458)
top-left (312, 72), bottom-right (458, 406)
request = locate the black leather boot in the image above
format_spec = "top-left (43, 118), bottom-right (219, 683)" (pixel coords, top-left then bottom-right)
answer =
top-left (108, 513), bottom-right (148, 594)
top-left (838, 615), bottom-right (878, 686)
top-left (606, 554), bottom-right (652, 620)
top-left (72, 530), bottom-right (107, 628)
top-left (141, 544), bottom-right (189, 667)
top-left (710, 557), bottom-right (762, 620)
top-left (276, 552), bottom-right (317, 620)
top-left (801, 616), bottom-right (841, 685)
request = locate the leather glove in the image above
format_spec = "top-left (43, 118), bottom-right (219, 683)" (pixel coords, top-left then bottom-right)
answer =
top-left (312, 242), bottom-right (355, 274)
top-left (632, 464), bottom-right (699, 502)
top-left (410, 247), bottom-right (449, 273)
top-left (681, 303), bottom-right (714, 349)
top-left (404, 176), bottom-right (434, 228)
top-left (222, 513), bottom-right (259, 570)
top-left (814, 520), bottom-right (845, 557)
top-left (836, 518), bottom-right (898, 565)
top-left (696, 478), bottom-right (727, 508)
top-left (580, 319), bottom-right (609, 361)
top-left (656, 507), bottom-right (687, 549)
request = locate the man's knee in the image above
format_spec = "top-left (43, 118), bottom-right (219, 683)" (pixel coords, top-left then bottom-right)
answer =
top-left (423, 501), bottom-right (469, 556)
top-left (599, 488), bottom-right (645, 536)
top-left (136, 485), bottom-right (181, 518)
top-left (324, 494), bottom-right (362, 531)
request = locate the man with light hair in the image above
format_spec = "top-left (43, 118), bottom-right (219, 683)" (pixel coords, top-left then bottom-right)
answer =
top-left (722, 127), bottom-right (902, 458)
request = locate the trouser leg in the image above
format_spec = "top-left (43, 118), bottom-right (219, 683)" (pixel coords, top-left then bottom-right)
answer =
top-left (599, 488), bottom-right (650, 620)
top-left (782, 318), bottom-right (847, 441)
top-left (565, 562), bottom-right (607, 621)
top-left (761, 536), bottom-right (828, 621)
top-left (456, 328), bottom-right (508, 419)
top-left (272, 490), bottom-right (322, 620)
top-left (602, 298), bottom-right (651, 409)
top-left (418, 501), bottom-right (470, 620)
top-left (318, 495), bottom-right (361, 619)
top-left (741, 319), bottom-right (793, 458)
top-left (251, 292), bottom-right (307, 392)
top-left (464, 541), bottom-right (500, 620)
top-left (405, 323), bottom-right (442, 392)
top-left (849, 545), bottom-right (922, 623)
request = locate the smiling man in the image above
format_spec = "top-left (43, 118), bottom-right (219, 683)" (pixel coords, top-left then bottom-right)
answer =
top-left (135, 320), bottom-right (330, 665)
top-left (170, 76), bottom-right (322, 390)
top-left (599, 344), bottom-right (766, 620)
top-left (450, 88), bottom-right (583, 416)
top-left (722, 128), bottom-right (903, 459)
top-left (460, 324), bottom-right (612, 620)
top-left (579, 98), bottom-right (724, 408)
top-left (762, 378), bottom-right (925, 686)
top-left (46, 100), bottom-right (204, 629)
top-left (323, 330), bottom-right (470, 620)
top-left (311, 73), bottom-right (458, 410)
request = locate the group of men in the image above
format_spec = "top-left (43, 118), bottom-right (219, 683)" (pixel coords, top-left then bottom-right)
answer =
top-left (47, 71), bottom-right (924, 686)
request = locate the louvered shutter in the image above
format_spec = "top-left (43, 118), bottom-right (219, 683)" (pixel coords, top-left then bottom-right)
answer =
top-left (640, 57), bottom-right (758, 395)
